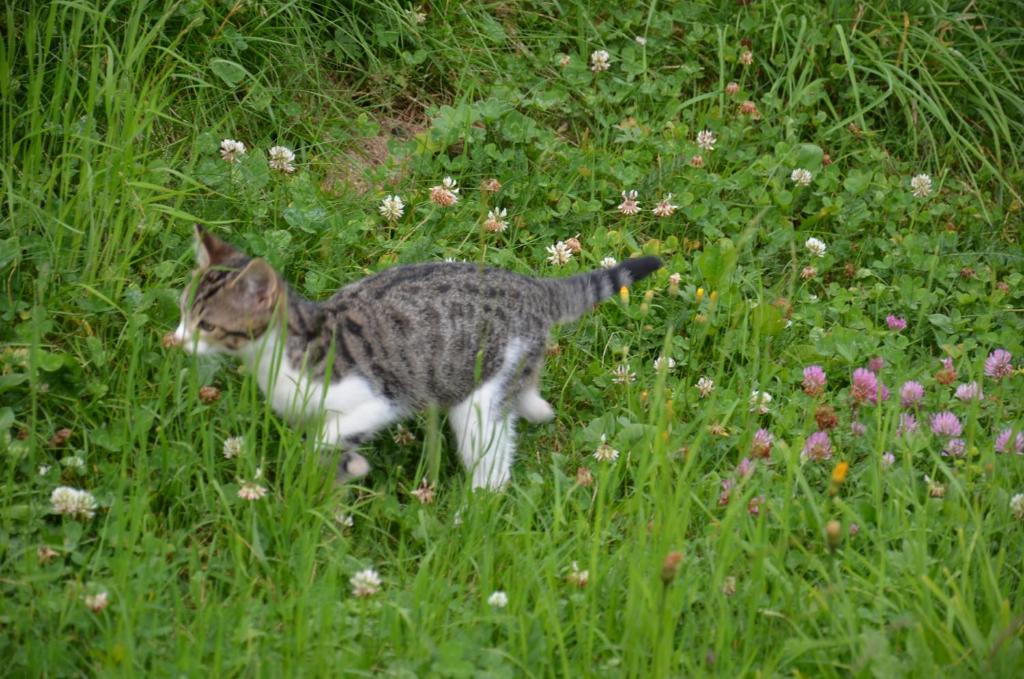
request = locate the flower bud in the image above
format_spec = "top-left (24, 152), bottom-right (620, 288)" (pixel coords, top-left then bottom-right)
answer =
top-left (826, 519), bottom-right (843, 549)
top-left (660, 551), bottom-right (683, 585)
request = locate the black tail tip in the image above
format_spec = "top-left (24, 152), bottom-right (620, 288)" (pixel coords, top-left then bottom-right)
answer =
top-left (621, 256), bottom-right (663, 284)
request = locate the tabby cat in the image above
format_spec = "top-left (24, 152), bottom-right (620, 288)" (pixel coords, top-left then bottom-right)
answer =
top-left (167, 225), bottom-right (661, 489)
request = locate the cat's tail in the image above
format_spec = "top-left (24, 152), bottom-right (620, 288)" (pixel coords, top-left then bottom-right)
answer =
top-left (542, 256), bottom-right (662, 324)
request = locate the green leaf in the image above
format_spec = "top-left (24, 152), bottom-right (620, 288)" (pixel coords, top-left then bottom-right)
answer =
top-left (209, 58), bottom-right (247, 87)
top-left (0, 373), bottom-right (27, 394)
top-left (928, 313), bottom-right (954, 334)
top-left (0, 237), bottom-right (20, 270)
top-left (844, 169), bottom-right (872, 195)
top-left (790, 143), bottom-right (824, 170)
top-left (35, 350), bottom-right (68, 372)
top-left (282, 205), bottom-right (328, 233)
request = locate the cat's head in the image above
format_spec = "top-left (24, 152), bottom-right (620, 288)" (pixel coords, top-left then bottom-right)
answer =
top-left (165, 225), bottom-right (282, 355)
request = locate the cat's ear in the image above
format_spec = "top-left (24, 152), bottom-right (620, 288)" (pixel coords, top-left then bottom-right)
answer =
top-left (230, 258), bottom-right (279, 310)
top-left (194, 224), bottom-right (236, 268)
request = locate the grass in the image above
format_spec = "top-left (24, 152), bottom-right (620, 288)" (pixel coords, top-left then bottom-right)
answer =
top-left (2, 0), bottom-right (1023, 676)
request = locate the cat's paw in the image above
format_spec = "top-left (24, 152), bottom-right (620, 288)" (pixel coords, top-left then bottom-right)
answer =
top-left (335, 451), bottom-right (371, 484)
top-left (517, 392), bottom-right (555, 423)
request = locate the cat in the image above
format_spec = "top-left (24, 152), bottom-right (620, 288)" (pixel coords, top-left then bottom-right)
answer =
top-left (166, 225), bottom-right (661, 489)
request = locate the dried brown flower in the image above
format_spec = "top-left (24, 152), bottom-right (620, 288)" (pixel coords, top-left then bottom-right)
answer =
top-left (198, 385), bottom-right (221, 404)
top-left (49, 428), bottom-right (72, 448)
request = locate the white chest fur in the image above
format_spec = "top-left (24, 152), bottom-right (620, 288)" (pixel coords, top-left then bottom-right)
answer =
top-left (237, 330), bottom-right (377, 424)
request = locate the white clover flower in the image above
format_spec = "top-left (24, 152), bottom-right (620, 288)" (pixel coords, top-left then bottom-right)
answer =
top-left (38, 465), bottom-right (51, 476)
top-left (222, 436), bottom-right (244, 459)
top-left (410, 477), bottom-right (435, 504)
top-left (654, 356), bottom-right (676, 371)
top-left (668, 272), bottom-right (681, 287)
top-left (600, 256), bottom-right (617, 269)
top-left (696, 129), bottom-right (717, 152)
top-left (50, 486), bottom-right (97, 520)
top-left (61, 455), bottom-right (85, 472)
top-left (635, 36), bottom-right (647, 46)
top-left (790, 168), bottom-right (812, 187)
top-left (652, 194), bottom-right (678, 217)
top-left (1011, 493), bottom-right (1024, 520)
top-left (484, 208), bottom-right (508, 232)
top-left (546, 241), bottom-right (573, 266)
top-left (84, 591), bottom-right (109, 612)
top-left (805, 237), bottom-right (827, 258)
top-left (430, 177), bottom-right (459, 207)
top-left (925, 474), bottom-right (946, 498)
top-left (334, 511), bottom-right (354, 528)
top-left (567, 561), bottom-right (589, 587)
top-left (618, 190), bottom-right (640, 215)
top-left (379, 195), bottom-right (405, 221)
top-left (237, 482), bottom-right (267, 501)
top-left (350, 568), bottom-right (382, 597)
top-left (219, 139), bottom-right (246, 163)
top-left (487, 590), bottom-right (509, 608)
top-left (910, 173), bottom-right (932, 198)
top-left (590, 50), bottom-right (610, 72)
top-left (739, 50), bottom-right (753, 65)
top-left (593, 434), bottom-right (621, 462)
top-left (611, 364), bottom-right (636, 384)
top-left (749, 390), bottom-right (772, 414)
top-left (696, 377), bottom-right (715, 398)
top-left (267, 145), bottom-right (296, 173)
top-left (557, 53), bottom-right (571, 68)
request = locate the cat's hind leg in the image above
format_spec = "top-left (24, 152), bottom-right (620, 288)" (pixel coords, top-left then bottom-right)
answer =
top-left (449, 395), bottom-right (517, 490)
top-left (449, 338), bottom-right (528, 489)
top-left (514, 357), bottom-right (554, 424)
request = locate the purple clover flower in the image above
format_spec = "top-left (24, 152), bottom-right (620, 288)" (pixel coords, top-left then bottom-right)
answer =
top-left (943, 438), bottom-right (966, 457)
top-left (801, 431), bottom-right (833, 462)
top-left (930, 411), bottom-right (963, 437)
top-left (984, 349), bottom-right (1013, 379)
top-left (751, 428), bottom-right (773, 458)
top-left (995, 428), bottom-right (1024, 455)
top-left (850, 368), bottom-right (879, 405)
top-left (802, 365), bottom-right (827, 396)
top-left (954, 381), bottom-right (983, 402)
top-left (886, 315), bottom-right (907, 331)
top-left (900, 381), bottom-right (925, 408)
top-left (897, 413), bottom-right (919, 436)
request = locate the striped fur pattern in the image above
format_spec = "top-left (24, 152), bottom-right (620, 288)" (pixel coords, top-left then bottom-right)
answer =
top-left (170, 225), bottom-right (661, 488)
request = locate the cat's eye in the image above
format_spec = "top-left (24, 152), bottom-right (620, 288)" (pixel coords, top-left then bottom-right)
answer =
top-left (198, 320), bottom-right (215, 332)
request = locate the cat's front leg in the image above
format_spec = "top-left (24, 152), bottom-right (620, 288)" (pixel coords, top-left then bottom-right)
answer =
top-left (319, 398), bottom-right (404, 483)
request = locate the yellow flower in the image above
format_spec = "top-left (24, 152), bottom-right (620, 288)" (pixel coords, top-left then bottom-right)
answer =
top-left (709, 290), bottom-right (718, 303)
top-left (619, 286), bottom-right (630, 303)
top-left (696, 287), bottom-right (705, 301)
top-left (831, 461), bottom-right (849, 485)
